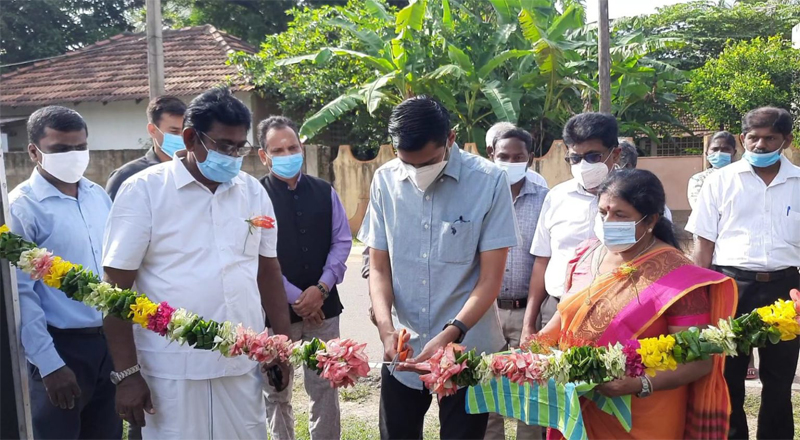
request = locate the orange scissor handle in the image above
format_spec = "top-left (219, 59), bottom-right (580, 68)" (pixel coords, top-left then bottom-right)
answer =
top-left (396, 329), bottom-right (410, 362)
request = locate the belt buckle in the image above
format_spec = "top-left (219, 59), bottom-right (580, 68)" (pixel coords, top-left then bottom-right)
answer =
top-left (755, 273), bottom-right (771, 282)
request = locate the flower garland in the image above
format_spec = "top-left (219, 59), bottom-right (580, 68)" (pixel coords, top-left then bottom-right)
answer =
top-left (418, 294), bottom-right (800, 399)
top-left (0, 225), bottom-right (368, 388)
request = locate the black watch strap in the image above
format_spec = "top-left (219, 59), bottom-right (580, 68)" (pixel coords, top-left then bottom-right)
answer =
top-left (444, 319), bottom-right (468, 343)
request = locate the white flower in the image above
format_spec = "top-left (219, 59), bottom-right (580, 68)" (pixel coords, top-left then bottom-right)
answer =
top-left (213, 321), bottom-right (236, 356)
top-left (166, 308), bottom-right (198, 345)
top-left (700, 318), bottom-right (738, 357)
top-left (84, 282), bottom-right (121, 311)
top-left (599, 343), bottom-right (627, 380)
top-left (543, 351), bottom-right (570, 384)
top-left (475, 354), bottom-right (496, 384)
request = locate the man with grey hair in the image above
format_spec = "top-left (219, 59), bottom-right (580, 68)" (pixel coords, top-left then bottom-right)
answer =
top-left (486, 122), bottom-right (548, 188)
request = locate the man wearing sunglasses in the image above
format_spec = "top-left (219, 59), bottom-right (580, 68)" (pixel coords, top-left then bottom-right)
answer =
top-left (102, 87), bottom-right (292, 438)
top-left (520, 112), bottom-right (621, 343)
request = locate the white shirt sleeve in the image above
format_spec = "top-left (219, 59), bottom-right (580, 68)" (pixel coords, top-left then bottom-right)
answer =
top-left (530, 192), bottom-right (553, 257)
top-left (102, 180), bottom-right (152, 271)
top-left (258, 185), bottom-right (278, 258)
top-left (685, 173), bottom-right (719, 242)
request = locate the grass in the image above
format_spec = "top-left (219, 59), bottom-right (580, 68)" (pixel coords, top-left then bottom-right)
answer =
top-left (340, 383), bottom-right (372, 402)
top-left (743, 388), bottom-right (800, 440)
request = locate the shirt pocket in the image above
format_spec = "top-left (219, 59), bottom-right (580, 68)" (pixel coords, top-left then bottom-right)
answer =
top-left (783, 210), bottom-right (800, 246)
top-left (437, 220), bottom-right (478, 264)
top-left (237, 217), bottom-right (262, 258)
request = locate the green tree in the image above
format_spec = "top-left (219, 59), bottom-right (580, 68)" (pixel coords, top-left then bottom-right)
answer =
top-left (0, 0), bottom-right (143, 67)
top-left (616, 0), bottom-right (800, 71)
top-left (686, 36), bottom-right (800, 137)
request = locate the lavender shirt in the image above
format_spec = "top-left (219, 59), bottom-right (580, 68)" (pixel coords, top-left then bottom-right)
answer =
top-left (282, 186), bottom-right (352, 302)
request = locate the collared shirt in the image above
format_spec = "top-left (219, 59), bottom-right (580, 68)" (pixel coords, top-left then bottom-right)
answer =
top-left (9, 169), bottom-right (110, 376)
top-left (687, 168), bottom-right (717, 211)
top-left (102, 152), bottom-right (278, 380)
top-left (686, 155), bottom-right (800, 271)
top-left (358, 146), bottom-right (519, 390)
top-left (500, 179), bottom-right (548, 300)
top-left (526, 169), bottom-right (549, 189)
top-left (105, 147), bottom-right (163, 200)
top-left (276, 175), bottom-right (352, 303)
top-left (530, 179), bottom-right (598, 298)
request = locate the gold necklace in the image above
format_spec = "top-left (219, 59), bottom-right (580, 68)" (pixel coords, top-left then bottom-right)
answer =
top-left (584, 239), bottom-right (657, 306)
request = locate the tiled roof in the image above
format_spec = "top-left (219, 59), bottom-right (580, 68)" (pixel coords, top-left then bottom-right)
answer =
top-left (0, 25), bottom-right (255, 107)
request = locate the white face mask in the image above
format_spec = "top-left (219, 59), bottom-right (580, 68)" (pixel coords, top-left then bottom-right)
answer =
top-left (496, 161), bottom-right (528, 185)
top-left (36, 147), bottom-right (90, 184)
top-left (403, 147), bottom-right (448, 192)
top-left (571, 154), bottom-right (611, 190)
top-left (593, 213), bottom-right (649, 253)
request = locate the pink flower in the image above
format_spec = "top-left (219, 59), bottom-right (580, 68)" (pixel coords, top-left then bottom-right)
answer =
top-left (419, 344), bottom-right (468, 399)
top-left (247, 332), bottom-right (292, 364)
top-left (492, 352), bottom-right (549, 386)
top-left (791, 289), bottom-right (800, 322)
top-left (18, 248), bottom-right (56, 280)
top-left (147, 302), bottom-right (176, 336)
top-left (622, 340), bottom-right (645, 377)
top-left (230, 324), bottom-right (257, 357)
top-left (315, 338), bottom-right (370, 388)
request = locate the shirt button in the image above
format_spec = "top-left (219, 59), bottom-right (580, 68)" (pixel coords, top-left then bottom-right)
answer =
top-left (422, 280), bottom-right (427, 285)
top-left (297, 211), bottom-right (303, 216)
top-left (425, 195), bottom-right (431, 201)
top-left (422, 333), bottom-right (428, 338)
top-left (302, 247), bottom-right (309, 252)
top-left (300, 229), bottom-right (306, 234)
top-left (421, 307), bottom-right (426, 312)
top-left (294, 195), bottom-right (299, 200)
top-left (424, 223), bottom-right (429, 230)
top-left (505, 268), bottom-right (509, 272)
top-left (422, 253), bottom-right (428, 258)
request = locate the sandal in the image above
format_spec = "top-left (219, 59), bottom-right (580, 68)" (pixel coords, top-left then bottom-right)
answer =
top-left (746, 367), bottom-right (758, 380)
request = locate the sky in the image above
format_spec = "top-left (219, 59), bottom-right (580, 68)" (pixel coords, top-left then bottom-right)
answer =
top-left (584, 0), bottom-right (699, 23)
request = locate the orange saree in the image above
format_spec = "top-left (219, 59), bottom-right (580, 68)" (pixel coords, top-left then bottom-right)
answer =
top-left (545, 242), bottom-right (737, 439)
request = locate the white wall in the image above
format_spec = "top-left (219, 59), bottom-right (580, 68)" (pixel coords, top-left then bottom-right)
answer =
top-left (0, 91), bottom-right (256, 152)
top-left (794, 23), bottom-right (800, 49)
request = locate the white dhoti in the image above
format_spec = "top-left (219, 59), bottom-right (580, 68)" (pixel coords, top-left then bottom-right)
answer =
top-left (142, 368), bottom-right (267, 439)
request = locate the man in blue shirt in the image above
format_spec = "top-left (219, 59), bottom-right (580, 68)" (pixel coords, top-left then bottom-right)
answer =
top-left (9, 106), bottom-right (120, 439)
top-left (358, 97), bottom-right (519, 439)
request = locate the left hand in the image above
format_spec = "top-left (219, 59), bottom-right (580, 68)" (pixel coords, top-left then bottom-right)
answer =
top-left (397, 326), bottom-right (461, 374)
top-left (595, 376), bottom-right (643, 397)
top-left (292, 285), bottom-right (325, 317)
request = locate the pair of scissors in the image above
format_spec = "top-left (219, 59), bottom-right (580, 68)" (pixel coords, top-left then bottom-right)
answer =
top-left (389, 328), bottom-right (409, 375)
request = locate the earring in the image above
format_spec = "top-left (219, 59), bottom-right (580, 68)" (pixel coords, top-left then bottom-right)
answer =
top-left (648, 228), bottom-right (653, 233)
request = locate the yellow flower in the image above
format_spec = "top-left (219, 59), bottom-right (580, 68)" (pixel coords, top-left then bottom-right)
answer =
top-left (637, 334), bottom-right (677, 376)
top-left (0, 224), bottom-right (9, 235)
top-left (129, 296), bottom-right (159, 328)
top-left (757, 300), bottom-right (800, 341)
top-left (43, 257), bottom-right (75, 289)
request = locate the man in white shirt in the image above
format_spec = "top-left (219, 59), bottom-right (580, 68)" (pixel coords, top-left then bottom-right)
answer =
top-left (486, 122), bottom-right (548, 188)
top-left (102, 87), bottom-right (292, 439)
top-left (520, 113), bottom-right (621, 342)
top-left (687, 107), bottom-right (799, 440)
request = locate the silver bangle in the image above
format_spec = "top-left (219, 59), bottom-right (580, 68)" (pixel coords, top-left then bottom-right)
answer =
top-left (636, 375), bottom-right (653, 398)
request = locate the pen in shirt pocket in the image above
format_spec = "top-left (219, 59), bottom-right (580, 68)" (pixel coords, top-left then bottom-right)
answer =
top-left (789, 206), bottom-right (792, 216)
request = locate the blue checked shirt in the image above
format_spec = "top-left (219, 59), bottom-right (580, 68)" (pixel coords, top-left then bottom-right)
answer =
top-left (499, 179), bottom-right (548, 300)
top-left (358, 145), bottom-right (520, 390)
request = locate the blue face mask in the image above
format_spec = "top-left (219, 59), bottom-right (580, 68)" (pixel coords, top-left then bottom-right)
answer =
top-left (197, 137), bottom-right (243, 183)
top-left (156, 130), bottom-right (185, 158)
top-left (743, 147), bottom-right (782, 168)
top-left (707, 152), bottom-right (731, 169)
top-left (593, 214), bottom-right (648, 253)
top-left (270, 152), bottom-right (304, 179)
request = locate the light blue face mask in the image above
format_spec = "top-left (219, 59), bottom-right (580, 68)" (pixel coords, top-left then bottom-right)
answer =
top-left (197, 136), bottom-right (243, 183)
top-left (593, 213), bottom-right (648, 253)
top-left (707, 152), bottom-right (731, 169)
top-left (155, 129), bottom-right (185, 158)
top-left (270, 152), bottom-right (304, 179)
top-left (743, 146), bottom-right (782, 168)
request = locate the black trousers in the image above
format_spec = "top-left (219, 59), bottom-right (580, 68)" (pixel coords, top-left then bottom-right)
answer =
top-left (28, 331), bottom-right (122, 439)
top-left (379, 366), bottom-right (489, 440)
top-left (720, 268), bottom-right (800, 440)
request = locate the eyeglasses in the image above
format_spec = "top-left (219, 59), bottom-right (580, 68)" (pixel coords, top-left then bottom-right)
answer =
top-left (199, 132), bottom-right (253, 157)
top-left (564, 152), bottom-right (605, 165)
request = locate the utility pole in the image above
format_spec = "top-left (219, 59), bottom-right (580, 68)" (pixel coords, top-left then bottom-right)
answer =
top-left (598, 0), bottom-right (611, 114)
top-left (146, 0), bottom-right (165, 99)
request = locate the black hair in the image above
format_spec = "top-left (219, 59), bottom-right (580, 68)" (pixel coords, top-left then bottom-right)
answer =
top-left (708, 131), bottom-right (736, 150)
top-left (184, 87), bottom-right (251, 134)
top-left (563, 112), bottom-right (619, 149)
top-left (617, 140), bottom-right (638, 169)
top-left (494, 127), bottom-right (534, 154)
top-left (27, 106), bottom-right (88, 145)
top-left (257, 116), bottom-right (299, 149)
top-left (147, 95), bottom-right (187, 125)
top-left (388, 96), bottom-right (450, 152)
top-left (742, 107), bottom-right (793, 136)
top-left (597, 169), bottom-right (681, 249)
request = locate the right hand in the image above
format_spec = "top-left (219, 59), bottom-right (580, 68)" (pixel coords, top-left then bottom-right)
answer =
top-left (381, 329), bottom-right (412, 362)
top-left (42, 366), bottom-right (81, 410)
top-left (115, 373), bottom-right (155, 427)
top-left (303, 309), bottom-right (325, 327)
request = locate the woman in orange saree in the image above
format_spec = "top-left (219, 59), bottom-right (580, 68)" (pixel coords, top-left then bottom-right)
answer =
top-left (540, 169), bottom-right (737, 440)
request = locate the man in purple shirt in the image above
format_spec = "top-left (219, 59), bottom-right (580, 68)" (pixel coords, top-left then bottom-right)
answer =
top-left (257, 116), bottom-right (351, 440)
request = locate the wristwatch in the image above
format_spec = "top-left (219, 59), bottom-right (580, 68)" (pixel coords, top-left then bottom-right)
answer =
top-left (636, 375), bottom-right (653, 398)
top-left (443, 319), bottom-right (468, 344)
top-left (316, 283), bottom-right (330, 300)
top-left (110, 364), bottom-right (141, 385)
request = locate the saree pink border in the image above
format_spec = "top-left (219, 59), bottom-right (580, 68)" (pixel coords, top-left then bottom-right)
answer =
top-left (596, 264), bottom-right (728, 346)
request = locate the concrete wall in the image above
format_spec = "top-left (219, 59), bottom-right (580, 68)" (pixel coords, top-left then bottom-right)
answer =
top-left (0, 92), bottom-right (259, 152)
